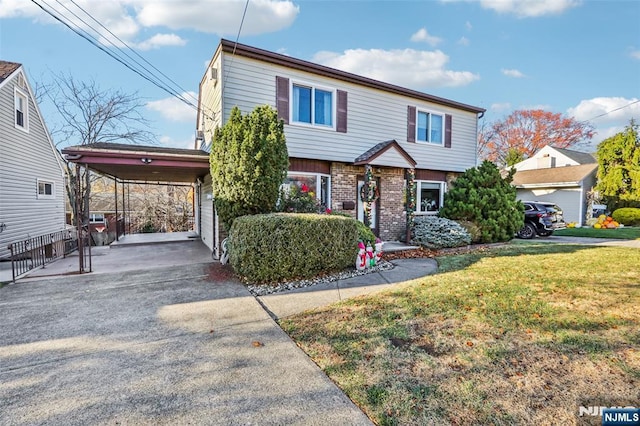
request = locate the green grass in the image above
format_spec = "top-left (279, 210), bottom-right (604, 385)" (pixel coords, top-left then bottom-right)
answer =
top-left (554, 226), bottom-right (640, 239)
top-left (280, 243), bottom-right (640, 425)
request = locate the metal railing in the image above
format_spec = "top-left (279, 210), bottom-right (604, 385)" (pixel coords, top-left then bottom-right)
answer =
top-left (8, 229), bottom-right (79, 282)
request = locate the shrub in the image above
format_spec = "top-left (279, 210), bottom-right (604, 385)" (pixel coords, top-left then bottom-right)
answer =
top-left (228, 213), bottom-right (359, 283)
top-left (456, 220), bottom-right (482, 244)
top-left (612, 207), bottom-right (640, 226)
top-left (438, 161), bottom-right (523, 243)
top-left (210, 105), bottom-right (289, 230)
top-left (328, 212), bottom-right (376, 244)
top-left (411, 216), bottom-right (471, 249)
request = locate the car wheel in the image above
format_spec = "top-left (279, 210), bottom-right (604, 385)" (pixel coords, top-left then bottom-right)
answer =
top-left (538, 230), bottom-right (553, 237)
top-left (517, 223), bottom-right (537, 239)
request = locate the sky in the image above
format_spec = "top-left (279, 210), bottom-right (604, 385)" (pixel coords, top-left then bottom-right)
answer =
top-left (1, 0), bottom-right (639, 154)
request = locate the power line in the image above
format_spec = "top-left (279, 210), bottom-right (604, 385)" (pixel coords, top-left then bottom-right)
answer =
top-left (223, 0), bottom-right (250, 92)
top-left (66, 0), bottom-right (199, 107)
top-left (586, 99), bottom-right (640, 122)
top-left (31, 0), bottom-right (216, 121)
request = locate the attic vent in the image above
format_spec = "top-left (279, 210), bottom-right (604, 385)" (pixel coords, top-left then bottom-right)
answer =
top-left (210, 66), bottom-right (218, 82)
top-left (17, 74), bottom-right (26, 89)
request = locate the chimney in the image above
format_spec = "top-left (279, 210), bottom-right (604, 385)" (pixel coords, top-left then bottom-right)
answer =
top-left (537, 154), bottom-right (556, 169)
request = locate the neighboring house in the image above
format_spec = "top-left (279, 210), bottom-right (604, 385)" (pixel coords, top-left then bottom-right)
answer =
top-left (196, 39), bottom-right (485, 251)
top-left (510, 145), bottom-right (598, 225)
top-left (0, 61), bottom-right (66, 260)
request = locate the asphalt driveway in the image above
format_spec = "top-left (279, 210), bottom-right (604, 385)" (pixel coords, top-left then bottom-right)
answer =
top-left (0, 262), bottom-right (372, 425)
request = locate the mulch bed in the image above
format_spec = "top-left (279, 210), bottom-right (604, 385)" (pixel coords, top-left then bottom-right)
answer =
top-left (383, 242), bottom-right (507, 261)
top-left (206, 242), bottom-right (508, 282)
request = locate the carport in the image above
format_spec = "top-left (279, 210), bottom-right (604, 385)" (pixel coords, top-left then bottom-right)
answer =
top-left (60, 142), bottom-right (213, 273)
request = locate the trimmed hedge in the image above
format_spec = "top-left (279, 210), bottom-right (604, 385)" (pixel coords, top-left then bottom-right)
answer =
top-left (228, 213), bottom-right (359, 283)
top-left (612, 207), bottom-right (640, 226)
top-left (411, 216), bottom-right (471, 249)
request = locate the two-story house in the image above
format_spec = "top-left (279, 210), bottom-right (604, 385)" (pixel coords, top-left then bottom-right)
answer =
top-left (0, 61), bottom-right (66, 260)
top-left (511, 145), bottom-right (598, 225)
top-left (195, 39), bottom-right (485, 253)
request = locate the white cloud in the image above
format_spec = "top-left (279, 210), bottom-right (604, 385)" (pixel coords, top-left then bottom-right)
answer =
top-left (410, 28), bottom-right (443, 46)
top-left (312, 48), bottom-right (479, 89)
top-left (135, 0), bottom-right (298, 36)
top-left (0, 0), bottom-right (41, 18)
top-left (0, 0), bottom-right (298, 47)
top-left (458, 36), bottom-right (470, 46)
top-left (630, 49), bottom-right (640, 60)
top-left (567, 97), bottom-right (640, 124)
top-left (490, 102), bottom-right (511, 112)
top-left (158, 135), bottom-right (195, 149)
top-left (136, 33), bottom-right (187, 50)
top-left (501, 68), bottom-right (525, 78)
top-left (442, 0), bottom-right (581, 18)
top-left (146, 92), bottom-right (198, 123)
top-left (521, 104), bottom-right (552, 110)
top-left (482, 0), bottom-right (580, 17)
top-left (568, 97), bottom-right (639, 147)
top-left (465, 21), bottom-right (472, 31)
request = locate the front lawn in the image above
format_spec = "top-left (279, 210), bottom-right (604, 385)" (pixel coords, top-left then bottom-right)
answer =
top-left (280, 243), bottom-right (640, 425)
top-left (554, 226), bottom-right (640, 240)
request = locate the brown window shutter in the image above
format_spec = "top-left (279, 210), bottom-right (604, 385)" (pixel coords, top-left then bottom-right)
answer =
top-left (444, 114), bottom-right (452, 148)
top-left (275, 76), bottom-right (289, 124)
top-left (407, 106), bottom-right (416, 142)
top-left (336, 90), bottom-right (347, 133)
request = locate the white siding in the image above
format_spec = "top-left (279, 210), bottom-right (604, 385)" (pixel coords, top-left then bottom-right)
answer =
top-left (198, 55), bottom-right (223, 149)
top-left (199, 174), bottom-right (215, 252)
top-left (517, 188), bottom-right (582, 225)
top-left (214, 54), bottom-right (479, 173)
top-left (513, 146), bottom-right (581, 171)
top-left (0, 68), bottom-right (66, 259)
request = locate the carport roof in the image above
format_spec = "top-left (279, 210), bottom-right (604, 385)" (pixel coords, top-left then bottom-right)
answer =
top-left (61, 142), bottom-right (210, 183)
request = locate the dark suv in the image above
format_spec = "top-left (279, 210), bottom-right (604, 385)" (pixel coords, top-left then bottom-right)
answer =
top-left (516, 201), bottom-right (566, 239)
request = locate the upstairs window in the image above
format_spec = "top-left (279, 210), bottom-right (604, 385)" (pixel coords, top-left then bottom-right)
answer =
top-left (417, 110), bottom-right (443, 144)
top-left (15, 88), bottom-right (28, 131)
top-left (292, 83), bottom-right (334, 128)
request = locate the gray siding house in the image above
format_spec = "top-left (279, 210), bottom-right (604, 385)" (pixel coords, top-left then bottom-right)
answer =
top-left (196, 39), bottom-right (485, 252)
top-left (511, 145), bottom-right (598, 226)
top-left (0, 61), bottom-right (66, 259)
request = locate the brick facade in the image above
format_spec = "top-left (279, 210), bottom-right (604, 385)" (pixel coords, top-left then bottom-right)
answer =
top-left (331, 162), bottom-right (407, 241)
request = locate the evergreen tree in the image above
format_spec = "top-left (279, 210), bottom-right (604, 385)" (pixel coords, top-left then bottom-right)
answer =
top-left (210, 105), bottom-right (289, 229)
top-left (439, 161), bottom-right (523, 243)
top-left (595, 120), bottom-right (640, 210)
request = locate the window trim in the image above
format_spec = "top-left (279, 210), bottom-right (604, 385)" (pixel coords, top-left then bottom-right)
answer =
top-left (37, 179), bottom-right (55, 200)
top-left (416, 108), bottom-right (445, 145)
top-left (415, 180), bottom-right (446, 215)
top-left (89, 213), bottom-right (106, 223)
top-left (15, 87), bottom-right (29, 132)
top-left (290, 79), bottom-right (337, 130)
top-left (284, 171), bottom-right (332, 207)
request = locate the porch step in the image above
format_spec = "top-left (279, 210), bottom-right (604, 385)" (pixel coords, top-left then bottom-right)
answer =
top-left (382, 241), bottom-right (420, 253)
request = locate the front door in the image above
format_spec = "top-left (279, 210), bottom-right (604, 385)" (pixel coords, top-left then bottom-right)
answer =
top-left (357, 177), bottom-right (380, 237)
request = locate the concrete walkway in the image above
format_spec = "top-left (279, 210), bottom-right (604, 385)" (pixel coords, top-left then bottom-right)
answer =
top-left (0, 261), bottom-right (373, 425)
top-left (259, 258), bottom-right (437, 319)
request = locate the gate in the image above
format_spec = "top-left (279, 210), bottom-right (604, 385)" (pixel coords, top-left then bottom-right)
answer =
top-left (8, 229), bottom-right (80, 282)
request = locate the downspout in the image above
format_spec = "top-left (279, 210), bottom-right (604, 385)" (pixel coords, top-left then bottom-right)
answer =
top-left (476, 111), bottom-right (485, 166)
top-left (114, 177), bottom-right (119, 241)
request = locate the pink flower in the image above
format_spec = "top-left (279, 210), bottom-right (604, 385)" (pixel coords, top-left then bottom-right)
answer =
top-left (326, 208), bottom-right (332, 214)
